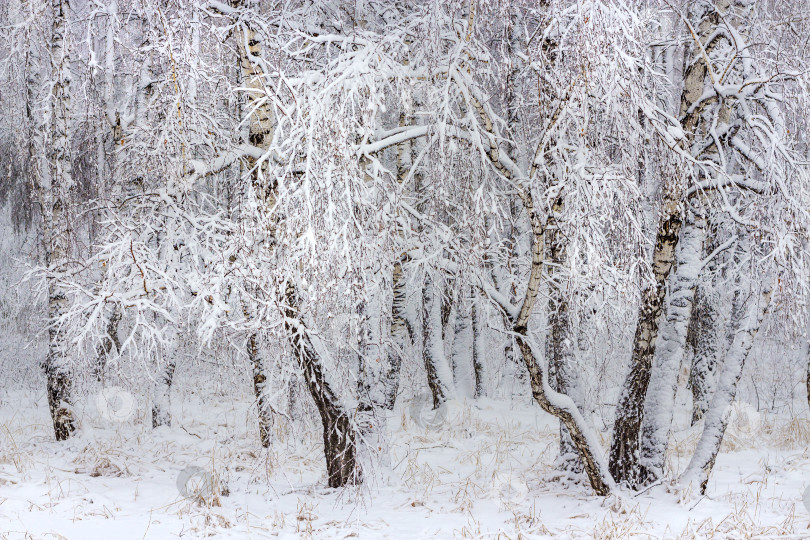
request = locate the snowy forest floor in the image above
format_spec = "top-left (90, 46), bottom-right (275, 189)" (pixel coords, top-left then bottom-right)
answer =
top-left (2, 379), bottom-right (810, 539)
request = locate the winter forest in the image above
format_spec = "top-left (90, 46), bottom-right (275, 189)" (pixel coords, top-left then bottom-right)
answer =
top-left (2, 0), bottom-right (810, 538)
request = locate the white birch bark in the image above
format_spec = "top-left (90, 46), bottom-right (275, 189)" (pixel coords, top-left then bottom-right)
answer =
top-left (422, 270), bottom-right (455, 406)
top-left (225, 0), bottom-right (362, 485)
top-left (383, 256), bottom-right (411, 409)
top-left (513, 190), bottom-right (614, 496)
top-left (382, 110), bottom-right (417, 410)
top-left (638, 211), bottom-right (705, 481)
top-left (609, 0), bottom-right (726, 487)
top-left (687, 273), bottom-right (722, 425)
top-left (471, 293), bottom-right (486, 399)
top-left (231, 2), bottom-right (276, 447)
top-left (679, 278), bottom-right (773, 494)
top-left (545, 198), bottom-right (586, 473)
top-left (43, 0), bottom-right (76, 441)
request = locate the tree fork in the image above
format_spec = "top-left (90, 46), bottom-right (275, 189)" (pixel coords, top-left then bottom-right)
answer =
top-left (609, 209), bottom-right (682, 487)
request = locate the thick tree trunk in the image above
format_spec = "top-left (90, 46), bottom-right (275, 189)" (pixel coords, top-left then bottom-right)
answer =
top-left (284, 283), bottom-right (361, 488)
top-left (609, 209), bottom-right (682, 487)
top-left (609, 0), bottom-right (721, 487)
top-left (680, 280), bottom-right (772, 494)
top-left (45, 362), bottom-right (75, 441)
top-left (638, 212), bottom-right (704, 483)
top-left (422, 271), bottom-right (454, 407)
top-left (43, 0), bottom-right (76, 441)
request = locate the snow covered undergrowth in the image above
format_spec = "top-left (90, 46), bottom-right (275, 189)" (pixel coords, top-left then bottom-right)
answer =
top-left (2, 383), bottom-right (810, 539)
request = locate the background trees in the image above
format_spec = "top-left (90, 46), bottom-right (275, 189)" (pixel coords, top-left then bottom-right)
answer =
top-left (1, 0), bottom-right (809, 497)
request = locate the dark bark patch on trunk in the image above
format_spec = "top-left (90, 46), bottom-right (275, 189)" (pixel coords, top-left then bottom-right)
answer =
top-left (46, 363), bottom-right (75, 441)
top-left (609, 211), bottom-right (682, 488)
top-left (284, 284), bottom-right (361, 488)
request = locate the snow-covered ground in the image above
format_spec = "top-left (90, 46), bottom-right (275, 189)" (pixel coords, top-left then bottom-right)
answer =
top-left (2, 381), bottom-right (810, 539)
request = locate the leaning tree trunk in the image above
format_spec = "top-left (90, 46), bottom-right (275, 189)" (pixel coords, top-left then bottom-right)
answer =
top-left (512, 189), bottom-right (614, 496)
top-left (680, 279), bottom-right (772, 494)
top-left (638, 212), bottom-right (704, 483)
top-left (284, 283), bottom-right (362, 487)
top-left (545, 199), bottom-right (585, 474)
top-left (42, 0), bottom-right (76, 441)
top-left (229, 3), bottom-right (360, 485)
top-left (462, 75), bottom-right (613, 494)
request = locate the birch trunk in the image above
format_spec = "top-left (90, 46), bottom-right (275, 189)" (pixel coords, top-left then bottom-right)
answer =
top-left (638, 212), bottom-right (705, 482)
top-left (471, 293), bottom-right (486, 399)
top-left (93, 304), bottom-right (121, 381)
top-left (152, 359), bottom-right (177, 428)
top-left (231, 2), bottom-right (361, 485)
top-left (232, 3), bottom-right (276, 447)
top-left (383, 256), bottom-right (411, 409)
top-left (43, 0), bottom-right (76, 441)
top-left (609, 1), bottom-right (719, 487)
top-left (450, 289), bottom-right (476, 396)
top-left (247, 330), bottom-right (272, 446)
top-left (461, 62), bottom-right (612, 494)
top-left (545, 200), bottom-right (584, 473)
top-left (609, 208), bottom-right (681, 486)
top-left (383, 110), bottom-right (417, 410)
top-left (687, 279), bottom-right (722, 425)
top-left (284, 283), bottom-right (362, 487)
top-left (512, 190), bottom-right (613, 496)
top-left (680, 280), bottom-right (772, 494)
top-left (422, 271), bottom-right (455, 407)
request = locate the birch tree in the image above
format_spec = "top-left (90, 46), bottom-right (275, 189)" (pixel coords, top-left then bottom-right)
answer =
top-left (611, 0), bottom-right (810, 487)
top-left (41, 0), bottom-right (77, 441)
